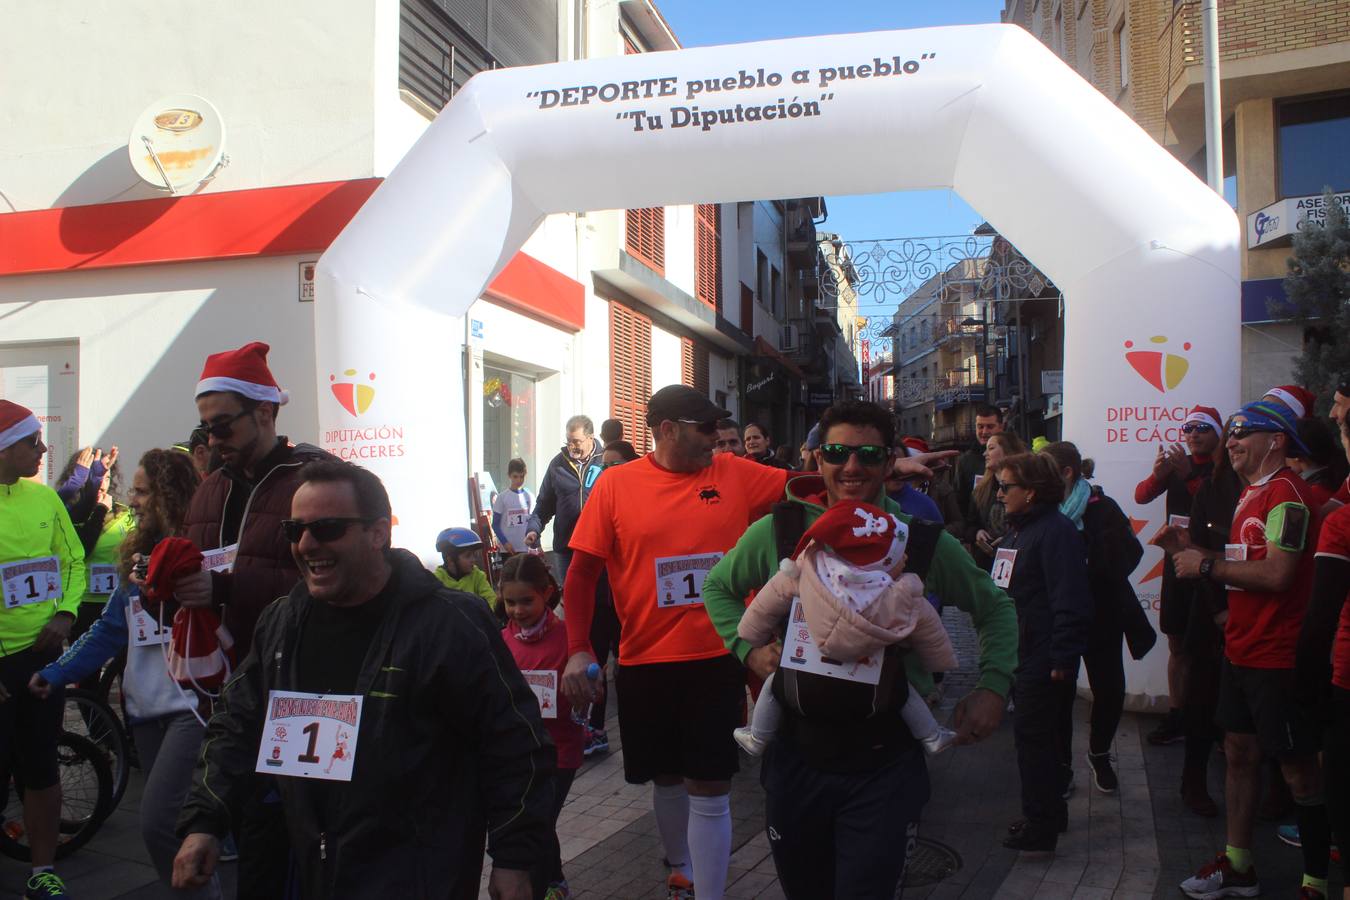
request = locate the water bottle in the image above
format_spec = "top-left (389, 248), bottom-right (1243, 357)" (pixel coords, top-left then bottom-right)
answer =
top-left (572, 662), bottom-right (601, 725)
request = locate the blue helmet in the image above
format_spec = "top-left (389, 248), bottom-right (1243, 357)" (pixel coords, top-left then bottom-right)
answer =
top-left (436, 527), bottom-right (483, 553)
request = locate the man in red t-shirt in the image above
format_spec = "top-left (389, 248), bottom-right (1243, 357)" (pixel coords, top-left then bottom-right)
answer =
top-left (559, 386), bottom-right (790, 900)
top-left (1171, 401), bottom-right (1330, 900)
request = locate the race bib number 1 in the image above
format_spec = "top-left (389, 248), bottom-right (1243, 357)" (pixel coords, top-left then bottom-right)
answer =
top-left (991, 548), bottom-right (1018, 589)
top-left (780, 598), bottom-right (883, 685)
top-left (1, 556), bottom-right (61, 609)
top-left (505, 509), bottom-right (529, 529)
top-left (88, 564), bottom-right (118, 595)
top-left (256, 690), bottom-right (363, 782)
top-left (655, 553), bottom-right (723, 608)
top-left (522, 670), bottom-right (558, 719)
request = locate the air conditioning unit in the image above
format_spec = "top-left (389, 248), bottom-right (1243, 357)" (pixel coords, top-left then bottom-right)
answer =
top-left (782, 324), bottom-right (800, 351)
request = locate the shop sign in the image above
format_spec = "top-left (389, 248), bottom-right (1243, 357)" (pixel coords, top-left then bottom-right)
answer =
top-left (1247, 191), bottom-right (1350, 249)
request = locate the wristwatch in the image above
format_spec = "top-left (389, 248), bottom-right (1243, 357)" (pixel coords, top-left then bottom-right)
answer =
top-left (1199, 557), bottom-right (1215, 581)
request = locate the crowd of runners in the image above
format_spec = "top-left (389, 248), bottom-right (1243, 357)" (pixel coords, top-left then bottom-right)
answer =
top-left (2, 340), bottom-right (1350, 899)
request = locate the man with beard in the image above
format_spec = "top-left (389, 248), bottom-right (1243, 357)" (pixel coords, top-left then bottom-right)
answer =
top-left (172, 341), bottom-right (333, 898)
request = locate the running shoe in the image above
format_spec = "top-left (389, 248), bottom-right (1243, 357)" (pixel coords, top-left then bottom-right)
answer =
top-left (1298, 886), bottom-right (1326, 900)
top-left (1086, 751), bottom-right (1118, 793)
top-left (666, 871), bottom-right (695, 899)
top-left (1179, 854), bottom-right (1259, 899)
top-left (1148, 711), bottom-right (1185, 746)
top-left (24, 872), bottom-right (69, 899)
top-left (583, 727), bottom-right (609, 757)
top-left (543, 880), bottom-right (570, 899)
top-left (1277, 823), bottom-right (1301, 848)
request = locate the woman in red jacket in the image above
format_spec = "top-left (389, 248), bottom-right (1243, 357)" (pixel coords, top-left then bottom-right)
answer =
top-left (500, 554), bottom-right (583, 900)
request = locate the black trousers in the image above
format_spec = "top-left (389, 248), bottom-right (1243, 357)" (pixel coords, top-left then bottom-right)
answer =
top-left (762, 737), bottom-right (929, 899)
top-left (531, 768), bottom-right (577, 896)
top-left (236, 776), bottom-right (294, 900)
top-left (1083, 616), bottom-right (1125, 755)
top-left (587, 580), bottom-right (621, 731)
top-left (1013, 674), bottom-right (1076, 827)
top-left (1326, 687), bottom-right (1350, 884)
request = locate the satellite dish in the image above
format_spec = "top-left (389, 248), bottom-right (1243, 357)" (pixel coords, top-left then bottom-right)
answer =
top-left (128, 94), bottom-right (227, 193)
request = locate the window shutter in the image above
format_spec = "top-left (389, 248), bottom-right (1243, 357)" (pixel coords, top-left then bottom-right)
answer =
top-left (694, 203), bottom-right (721, 310)
top-left (625, 207), bottom-right (666, 276)
top-left (610, 302), bottom-right (653, 451)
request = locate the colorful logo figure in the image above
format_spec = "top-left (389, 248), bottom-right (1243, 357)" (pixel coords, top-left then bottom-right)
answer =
top-left (1123, 336), bottom-right (1190, 393)
top-left (330, 369), bottom-right (376, 416)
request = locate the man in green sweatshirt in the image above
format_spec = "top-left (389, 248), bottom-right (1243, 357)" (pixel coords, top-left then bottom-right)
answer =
top-left (701, 400), bottom-right (1018, 900)
top-left (0, 400), bottom-right (86, 900)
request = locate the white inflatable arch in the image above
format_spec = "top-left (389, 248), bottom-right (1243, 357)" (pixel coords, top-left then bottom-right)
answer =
top-left (315, 24), bottom-right (1238, 703)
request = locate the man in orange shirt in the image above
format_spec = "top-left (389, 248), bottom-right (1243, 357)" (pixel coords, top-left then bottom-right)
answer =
top-left (560, 386), bottom-right (790, 900)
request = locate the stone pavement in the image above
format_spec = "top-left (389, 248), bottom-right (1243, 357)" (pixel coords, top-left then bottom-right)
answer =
top-left (7, 606), bottom-right (1343, 899)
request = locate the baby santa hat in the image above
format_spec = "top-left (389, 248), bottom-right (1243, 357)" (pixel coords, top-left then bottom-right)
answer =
top-left (0, 400), bottom-right (41, 452)
top-left (195, 342), bottom-right (289, 405)
top-left (781, 500), bottom-right (909, 576)
top-left (1184, 405), bottom-right (1223, 432)
top-left (1264, 385), bottom-right (1314, 420)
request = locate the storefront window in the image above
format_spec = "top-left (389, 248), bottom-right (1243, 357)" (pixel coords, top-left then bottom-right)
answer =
top-left (482, 365), bottom-right (538, 498)
top-left (1280, 94), bottom-right (1350, 198)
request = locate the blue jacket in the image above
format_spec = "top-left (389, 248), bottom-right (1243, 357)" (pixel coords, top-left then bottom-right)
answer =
top-left (888, 483), bottom-right (944, 524)
top-left (1000, 503), bottom-right (1092, 678)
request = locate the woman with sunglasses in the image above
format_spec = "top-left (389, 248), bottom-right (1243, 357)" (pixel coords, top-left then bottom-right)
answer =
top-left (991, 452), bottom-right (1092, 852)
top-left (30, 449), bottom-right (221, 899)
top-left (959, 432), bottom-right (1028, 571)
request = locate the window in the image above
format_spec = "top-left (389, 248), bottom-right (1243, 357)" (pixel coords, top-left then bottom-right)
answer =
top-left (399, 0), bottom-right (559, 111)
top-left (1114, 17), bottom-right (1129, 91)
top-left (482, 365), bottom-right (538, 496)
top-left (610, 302), bottom-right (653, 451)
top-left (626, 207), bottom-right (666, 275)
top-left (1279, 94), bottom-right (1350, 198)
top-left (756, 250), bottom-right (769, 310)
top-left (694, 204), bottom-right (721, 310)
top-left (771, 266), bottom-right (783, 319)
top-left (681, 338), bottom-right (710, 395)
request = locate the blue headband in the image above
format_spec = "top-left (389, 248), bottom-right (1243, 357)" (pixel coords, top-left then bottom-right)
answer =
top-left (1228, 401), bottom-right (1310, 457)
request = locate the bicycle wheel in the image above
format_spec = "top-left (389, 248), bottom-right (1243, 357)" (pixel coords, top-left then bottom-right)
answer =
top-left (63, 688), bottom-right (130, 809)
top-left (0, 731), bottom-right (115, 861)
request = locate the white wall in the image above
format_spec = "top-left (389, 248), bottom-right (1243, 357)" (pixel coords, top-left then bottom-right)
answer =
top-left (0, 256), bottom-right (321, 479)
top-left (664, 204), bottom-right (697, 299)
top-left (1, 0), bottom-right (380, 210)
top-left (651, 324), bottom-right (683, 392)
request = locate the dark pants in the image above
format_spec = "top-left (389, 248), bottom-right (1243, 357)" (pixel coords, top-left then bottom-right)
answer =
top-left (532, 768), bottom-right (577, 897)
top-left (1326, 687), bottom-right (1350, 884)
top-left (1083, 616), bottom-right (1125, 755)
top-left (1013, 674), bottom-right (1075, 827)
top-left (762, 737), bottom-right (929, 899)
top-left (236, 776), bottom-right (294, 900)
top-left (549, 550), bottom-right (574, 590)
top-left (587, 579), bottom-right (620, 730)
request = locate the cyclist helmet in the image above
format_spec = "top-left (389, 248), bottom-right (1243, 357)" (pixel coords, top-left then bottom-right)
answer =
top-left (436, 527), bottom-right (483, 554)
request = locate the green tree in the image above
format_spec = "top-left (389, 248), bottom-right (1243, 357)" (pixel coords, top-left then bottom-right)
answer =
top-left (1286, 188), bottom-right (1350, 407)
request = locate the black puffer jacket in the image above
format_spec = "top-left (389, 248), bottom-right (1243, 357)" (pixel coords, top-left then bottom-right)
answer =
top-left (1001, 503), bottom-right (1092, 678)
top-left (177, 550), bottom-right (555, 899)
top-left (528, 443), bottom-right (606, 552)
top-left (1082, 486), bottom-right (1156, 658)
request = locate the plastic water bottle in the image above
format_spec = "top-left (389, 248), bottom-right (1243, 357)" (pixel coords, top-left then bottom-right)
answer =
top-left (572, 663), bottom-right (601, 725)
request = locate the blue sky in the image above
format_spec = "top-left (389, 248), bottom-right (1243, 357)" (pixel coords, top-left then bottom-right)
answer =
top-left (658, 0), bottom-right (1006, 241)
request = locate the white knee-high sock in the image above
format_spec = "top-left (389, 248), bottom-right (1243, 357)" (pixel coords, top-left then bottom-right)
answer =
top-left (749, 671), bottom-right (782, 742)
top-left (652, 783), bottom-right (691, 879)
top-left (688, 793), bottom-right (732, 900)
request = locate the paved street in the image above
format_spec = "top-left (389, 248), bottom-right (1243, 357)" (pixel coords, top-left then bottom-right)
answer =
top-left (4, 608), bottom-right (1342, 899)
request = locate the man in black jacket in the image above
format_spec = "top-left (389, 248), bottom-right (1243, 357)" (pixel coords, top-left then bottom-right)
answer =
top-left (173, 461), bottom-right (553, 899)
top-left (526, 415), bottom-right (605, 584)
top-left (952, 405), bottom-right (1003, 525)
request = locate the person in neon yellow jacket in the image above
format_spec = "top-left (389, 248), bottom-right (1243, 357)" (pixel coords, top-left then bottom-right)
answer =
top-left (433, 527), bottom-right (497, 609)
top-left (0, 400), bottom-right (85, 899)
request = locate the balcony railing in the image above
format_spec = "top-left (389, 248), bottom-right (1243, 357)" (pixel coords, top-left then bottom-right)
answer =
top-left (935, 317), bottom-right (984, 344)
top-left (1159, 1), bottom-right (1201, 96)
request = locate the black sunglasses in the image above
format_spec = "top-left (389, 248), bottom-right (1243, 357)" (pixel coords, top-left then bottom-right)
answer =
top-left (1227, 426), bottom-right (1275, 441)
top-left (198, 406), bottom-right (255, 440)
top-left (677, 419), bottom-right (719, 436)
top-left (818, 443), bottom-right (891, 467)
top-left (995, 480), bottom-right (1025, 494)
top-left (1180, 423), bottom-right (1213, 435)
top-left (280, 517), bottom-right (373, 543)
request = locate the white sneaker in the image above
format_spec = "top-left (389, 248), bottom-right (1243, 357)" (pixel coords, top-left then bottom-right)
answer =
top-left (733, 726), bottom-right (768, 756)
top-left (921, 727), bottom-right (958, 755)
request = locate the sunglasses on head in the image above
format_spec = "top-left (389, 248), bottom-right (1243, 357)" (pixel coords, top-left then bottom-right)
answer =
top-left (280, 517), bottom-right (373, 544)
top-left (198, 406), bottom-right (256, 440)
top-left (1180, 423), bottom-right (1213, 435)
top-left (818, 443), bottom-right (890, 467)
top-left (677, 419), bottom-right (719, 436)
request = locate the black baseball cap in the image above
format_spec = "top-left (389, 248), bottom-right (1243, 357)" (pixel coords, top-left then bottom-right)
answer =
top-left (645, 385), bottom-right (732, 427)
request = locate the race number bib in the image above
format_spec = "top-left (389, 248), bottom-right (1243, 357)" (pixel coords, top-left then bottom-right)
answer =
top-left (1, 556), bottom-right (61, 609)
top-left (991, 548), bottom-right (1018, 589)
top-left (505, 509), bottom-right (530, 529)
top-left (1168, 515), bottom-right (1191, 530)
top-left (521, 670), bottom-right (558, 719)
top-left (655, 553), bottom-right (723, 608)
top-left (128, 595), bottom-right (170, 647)
top-left (256, 691), bottom-right (363, 782)
top-left (1224, 543), bottom-right (1248, 562)
top-left (88, 564), bottom-right (119, 595)
top-left (200, 543), bottom-right (238, 573)
top-left (780, 597), bottom-right (883, 685)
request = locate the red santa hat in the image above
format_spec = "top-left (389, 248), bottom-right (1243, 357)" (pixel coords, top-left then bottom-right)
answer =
top-left (1183, 405), bottom-right (1223, 433)
top-left (0, 400), bottom-right (41, 452)
top-left (1264, 385), bottom-right (1314, 419)
top-left (793, 501), bottom-right (908, 572)
top-left (195, 342), bottom-right (289, 406)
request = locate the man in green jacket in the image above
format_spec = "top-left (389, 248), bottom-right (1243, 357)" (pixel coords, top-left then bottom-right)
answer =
top-left (701, 400), bottom-right (1018, 900)
top-left (0, 400), bottom-right (86, 900)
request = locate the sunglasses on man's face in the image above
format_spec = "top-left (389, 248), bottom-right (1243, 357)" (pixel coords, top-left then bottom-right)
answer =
top-left (818, 443), bottom-right (891, 467)
top-left (677, 419), bottom-right (719, 436)
top-left (1227, 426), bottom-right (1276, 442)
top-left (1180, 423), bottom-right (1213, 435)
top-left (198, 407), bottom-right (255, 440)
top-left (280, 517), bottom-right (373, 544)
